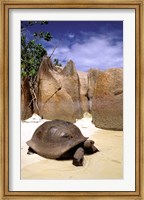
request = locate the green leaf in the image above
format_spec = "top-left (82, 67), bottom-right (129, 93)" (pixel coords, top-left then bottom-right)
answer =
top-left (33, 32), bottom-right (38, 37)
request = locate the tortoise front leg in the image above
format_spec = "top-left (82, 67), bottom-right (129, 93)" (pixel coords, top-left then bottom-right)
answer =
top-left (83, 140), bottom-right (99, 154)
top-left (72, 147), bottom-right (84, 166)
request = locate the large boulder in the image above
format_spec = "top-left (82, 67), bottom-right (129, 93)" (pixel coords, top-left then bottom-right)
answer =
top-left (87, 69), bottom-right (102, 112)
top-left (21, 77), bottom-right (33, 120)
top-left (92, 68), bottom-right (123, 130)
top-left (36, 57), bottom-right (82, 122)
top-left (77, 71), bottom-right (89, 113)
top-left (60, 60), bottom-right (83, 119)
top-left (39, 87), bottom-right (76, 122)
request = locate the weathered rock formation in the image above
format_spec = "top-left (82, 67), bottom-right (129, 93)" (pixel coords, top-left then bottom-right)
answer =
top-left (77, 71), bottom-right (89, 113)
top-left (60, 61), bottom-right (83, 119)
top-left (35, 57), bottom-right (82, 122)
top-left (92, 68), bottom-right (123, 130)
top-left (21, 77), bottom-right (33, 120)
top-left (87, 69), bottom-right (102, 112)
top-left (21, 57), bottom-right (123, 131)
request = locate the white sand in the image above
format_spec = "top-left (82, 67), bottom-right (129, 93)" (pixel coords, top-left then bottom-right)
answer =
top-left (21, 113), bottom-right (123, 179)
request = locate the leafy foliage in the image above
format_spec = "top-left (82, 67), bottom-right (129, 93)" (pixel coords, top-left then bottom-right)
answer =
top-left (33, 31), bottom-right (52, 41)
top-left (53, 58), bottom-right (62, 66)
top-left (21, 21), bottom-right (52, 78)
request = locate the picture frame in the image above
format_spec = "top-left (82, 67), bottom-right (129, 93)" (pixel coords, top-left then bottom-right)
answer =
top-left (0, 0), bottom-right (143, 199)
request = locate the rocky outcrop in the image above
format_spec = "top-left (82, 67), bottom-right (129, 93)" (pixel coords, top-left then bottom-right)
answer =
top-left (21, 56), bottom-right (123, 131)
top-left (92, 68), bottom-right (123, 130)
top-left (77, 71), bottom-right (89, 113)
top-left (39, 87), bottom-right (76, 122)
top-left (60, 61), bottom-right (83, 119)
top-left (21, 77), bottom-right (33, 120)
top-left (36, 57), bottom-right (82, 122)
top-left (87, 69), bottom-right (102, 112)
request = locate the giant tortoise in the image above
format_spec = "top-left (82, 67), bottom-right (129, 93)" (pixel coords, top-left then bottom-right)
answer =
top-left (26, 119), bottom-right (99, 166)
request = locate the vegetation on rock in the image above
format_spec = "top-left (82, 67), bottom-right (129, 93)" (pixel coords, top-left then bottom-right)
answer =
top-left (21, 21), bottom-right (53, 115)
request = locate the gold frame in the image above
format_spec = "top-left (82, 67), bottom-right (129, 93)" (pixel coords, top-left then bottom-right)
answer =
top-left (0, 0), bottom-right (143, 199)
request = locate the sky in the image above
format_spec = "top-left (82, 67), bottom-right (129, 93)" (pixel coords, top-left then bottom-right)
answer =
top-left (22, 21), bottom-right (123, 72)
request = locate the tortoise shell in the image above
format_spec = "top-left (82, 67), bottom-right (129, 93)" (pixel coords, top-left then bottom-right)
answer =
top-left (26, 119), bottom-right (88, 159)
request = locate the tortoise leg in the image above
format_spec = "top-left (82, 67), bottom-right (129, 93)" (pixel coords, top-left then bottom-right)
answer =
top-left (72, 147), bottom-right (84, 166)
top-left (27, 147), bottom-right (36, 155)
top-left (83, 140), bottom-right (99, 154)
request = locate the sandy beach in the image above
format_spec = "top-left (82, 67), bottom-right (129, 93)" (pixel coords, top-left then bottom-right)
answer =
top-left (21, 114), bottom-right (123, 180)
